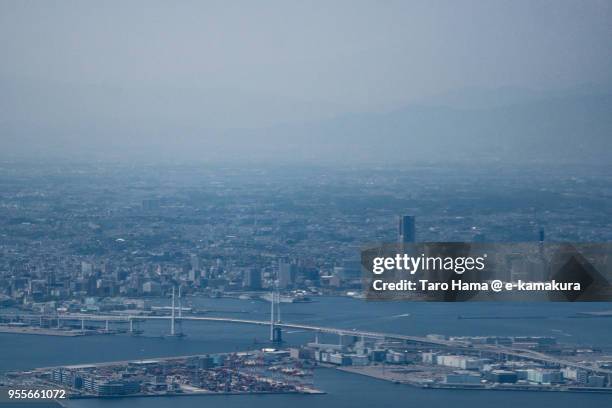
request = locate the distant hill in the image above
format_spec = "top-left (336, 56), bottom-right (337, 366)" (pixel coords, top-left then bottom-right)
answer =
top-left (1, 78), bottom-right (611, 165)
top-left (223, 91), bottom-right (612, 164)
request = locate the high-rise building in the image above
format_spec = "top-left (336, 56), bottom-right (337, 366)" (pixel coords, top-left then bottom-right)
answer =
top-left (398, 215), bottom-right (415, 243)
top-left (243, 268), bottom-right (262, 290)
top-left (188, 269), bottom-right (201, 282)
top-left (278, 261), bottom-right (297, 289)
top-left (190, 254), bottom-right (200, 271)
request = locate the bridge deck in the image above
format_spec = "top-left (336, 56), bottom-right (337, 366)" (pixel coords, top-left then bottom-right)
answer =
top-left (2, 312), bottom-right (611, 376)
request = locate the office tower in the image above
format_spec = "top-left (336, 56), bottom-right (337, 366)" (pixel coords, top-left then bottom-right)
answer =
top-left (537, 227), bottom-right (547, 281)
top-left (278, 260), bottom-right (297, 289)
top-left (334, 260), bottom-right (361, 280)
top-left (188, 269), bottom-right (200, 282)
top-left (243, 268), bottom-right (262, 290)
top-left (190, 254), bottom-right (200, 271)
top-left (398, 215), bottom-right (416, 243)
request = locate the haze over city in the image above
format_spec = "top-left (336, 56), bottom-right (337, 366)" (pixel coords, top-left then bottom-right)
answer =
top-left (2, 2), bottom-right (612, 407)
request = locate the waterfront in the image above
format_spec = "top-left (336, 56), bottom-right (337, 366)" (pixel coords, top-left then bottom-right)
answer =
top-left (2, 297), bottom-right (612, 407)
top-left (3, 0), bottom-right (612, 405)
top-left (56, 368), bottom-right (611, 408)
top-left (17, 369), bottom-right (610, 408)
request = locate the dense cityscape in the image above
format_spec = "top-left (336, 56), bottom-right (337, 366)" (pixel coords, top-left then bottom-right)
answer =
top-left (2, 1), bottom-right (611, 407)
top-left (1, 162), bottom-right (610, 310)
top-left (1, 162), bottom-right (612, 400)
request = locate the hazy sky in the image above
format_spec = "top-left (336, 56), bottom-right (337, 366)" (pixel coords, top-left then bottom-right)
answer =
top-left (2, 1), bottom-right (611, 110)
top-left (1, 1), bottom-right (611, 162)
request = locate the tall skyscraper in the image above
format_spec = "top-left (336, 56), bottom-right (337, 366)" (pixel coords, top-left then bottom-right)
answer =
top-left (190, 254), bottom-right (200, 271)
top-left (243, 268), bottom-right (262, 290)
top-left (278, 260), bottom-right (297, 289)
top-left (398, 215), bottom-right (416, 243)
